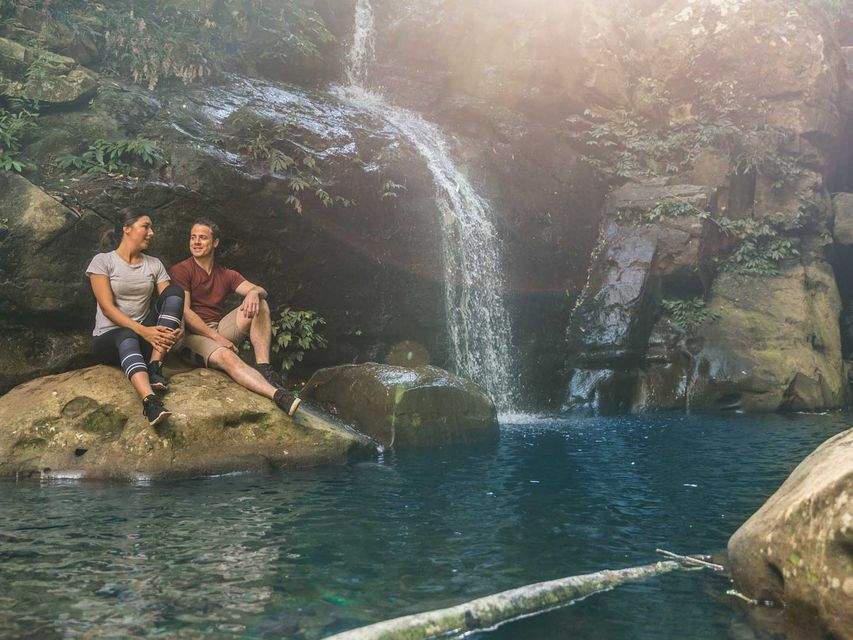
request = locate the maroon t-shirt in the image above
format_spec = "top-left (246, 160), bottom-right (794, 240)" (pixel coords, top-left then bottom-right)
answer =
top-left (169, 258), bottom-right (246, 323)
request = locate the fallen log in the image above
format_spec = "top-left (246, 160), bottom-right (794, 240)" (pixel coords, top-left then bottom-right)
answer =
top-left (324, 560), bottom-right (682, 640)
top-left (655, 548), bottom-right (725, 572)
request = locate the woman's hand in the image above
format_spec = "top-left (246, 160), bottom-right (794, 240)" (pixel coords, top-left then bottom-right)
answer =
top-left (141, 325), bottom-right (177, 352)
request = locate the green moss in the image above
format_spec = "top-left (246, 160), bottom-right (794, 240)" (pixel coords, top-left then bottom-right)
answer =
top-left (77, 404), bottom-right (127, 435)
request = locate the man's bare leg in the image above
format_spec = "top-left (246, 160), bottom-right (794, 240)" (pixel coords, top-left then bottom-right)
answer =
top-left (235, 299), bottom-right (272, 365)
top-left (208, 348), bottom-right (277, 398)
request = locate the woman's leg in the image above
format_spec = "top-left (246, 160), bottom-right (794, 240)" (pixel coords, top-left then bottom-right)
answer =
top-left (93, 328), bottom-right (155, 399)
top-left (150, 284), bottom-right (185, 364)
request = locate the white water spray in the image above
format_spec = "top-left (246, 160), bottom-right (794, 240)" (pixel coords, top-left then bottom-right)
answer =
top-left (335, 0), bottom-right (518, 411)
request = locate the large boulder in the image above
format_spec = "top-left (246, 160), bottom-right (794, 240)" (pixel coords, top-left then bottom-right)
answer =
top-left (0, 321), bottom-right (92, 395)
top-left (728, 428), bottom-right (853, 640)
top-left (689, 257), bottom-right (845, 412)
top-left (0, 37), bottom-right (98, 104)
top-left (0, 173), bottom-right (101, 316)
top-left (300, 363), bottom-right (499, 448)
top-left (0, 365), bottom-right (373, 480)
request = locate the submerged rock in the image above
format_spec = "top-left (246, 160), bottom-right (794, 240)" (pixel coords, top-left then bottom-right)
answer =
top-left (300, 363), bottom-right (499, 448)
top-left (728, 428), bottom-right (853, 640)
top-left (0, 366), bottom-right (373, 480)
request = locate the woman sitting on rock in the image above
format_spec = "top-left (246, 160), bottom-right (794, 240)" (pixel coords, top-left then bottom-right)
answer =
top-left (86, 208), bottom-right (185, 426)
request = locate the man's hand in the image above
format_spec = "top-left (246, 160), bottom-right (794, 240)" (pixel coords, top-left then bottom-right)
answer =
top-left (212, 332), bottom-right (238, 353)
top-left (163, 326), bottom-right (184, 354)
top-left (240, 289), bottom-right (260, 319)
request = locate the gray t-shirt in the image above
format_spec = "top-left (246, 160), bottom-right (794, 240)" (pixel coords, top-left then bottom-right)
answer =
top-left (86, 251), bottom-right (170, 336)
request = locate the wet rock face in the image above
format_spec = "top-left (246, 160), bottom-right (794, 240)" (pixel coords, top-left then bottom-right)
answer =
top-left (567, 183), bottom-right (718, 370)
top-left (1, 77), bottom-right (451, 391)
top-left (0, 366), bottom-right (372, 480)
top-left (300, 363), bottom-right (499, 448)
top-left (728, 428), bottom-right (853, 640)
top-left (834, 193), bottom-right (853, 245)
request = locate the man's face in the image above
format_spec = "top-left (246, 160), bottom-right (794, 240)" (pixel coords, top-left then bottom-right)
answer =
top-left (189, 224), bottom-right (218, 259)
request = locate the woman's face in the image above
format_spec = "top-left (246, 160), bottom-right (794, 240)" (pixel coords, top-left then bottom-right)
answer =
top-left (124, 216), bottom-right (154, 250)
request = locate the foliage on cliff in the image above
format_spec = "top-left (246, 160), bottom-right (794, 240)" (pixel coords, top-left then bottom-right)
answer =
top-left (1, 0), bottom-right (335, 89)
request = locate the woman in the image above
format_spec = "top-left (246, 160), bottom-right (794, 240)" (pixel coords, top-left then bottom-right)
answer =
top-left (86, 208), bottom-right (185, 426)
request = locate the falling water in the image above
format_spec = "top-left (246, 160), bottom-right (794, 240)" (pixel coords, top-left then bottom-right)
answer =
top-left (334, 0), bottom-right (518, 411)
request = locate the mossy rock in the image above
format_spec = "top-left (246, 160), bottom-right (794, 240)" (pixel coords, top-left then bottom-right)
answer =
top-left (0, 365), bottom-right (374, 480)
top-left (0, 37), bottom-right (98, 104)
top-left (301, 363), bottom-right (499, 448)
top-left (728, 429), bottom-right (853, 640)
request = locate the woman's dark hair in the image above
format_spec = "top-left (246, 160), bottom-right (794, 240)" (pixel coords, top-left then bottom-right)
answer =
top-left (192, 217), bottom-right (220, 241)
top-left (100, 208), bottom-right (152, 249)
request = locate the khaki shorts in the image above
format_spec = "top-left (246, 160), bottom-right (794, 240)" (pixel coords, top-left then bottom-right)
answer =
top-left (179, 306), bottom-right (249, 367)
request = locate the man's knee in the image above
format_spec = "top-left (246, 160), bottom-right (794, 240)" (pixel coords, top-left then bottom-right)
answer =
top-left (209, 347), bottom-right (241, 371)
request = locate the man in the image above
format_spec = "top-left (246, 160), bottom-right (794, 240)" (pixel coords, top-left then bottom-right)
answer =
top-left (169, 218), bottom-right (301, 416)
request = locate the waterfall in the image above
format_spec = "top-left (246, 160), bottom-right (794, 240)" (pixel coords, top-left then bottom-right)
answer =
top-left (334, 0), bottom-right (518, 411)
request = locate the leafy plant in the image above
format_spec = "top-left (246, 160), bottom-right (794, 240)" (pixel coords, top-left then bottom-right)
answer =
top-left (23, 49), bottom-right (53, 99)
top-left (661, 297), bottom-right (719, 332)
top-left (56, 136), bottom-right (163, 174)
top-left (714, 217), bottom-right (799, 275)
top-left (226, 108), bottom-right (353, 215)
top-left (0, 106), bottom-right (37, 173)
top-left (267, 307), bottom-right (328, 373)
top-left (617, 196), bottom-right (709, 224)
top-left (29, 0), bottom-right (337, 90)
top-left (381, 180), bottom-right (406, 200)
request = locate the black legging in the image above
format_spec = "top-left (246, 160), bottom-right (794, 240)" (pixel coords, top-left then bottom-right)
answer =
top-left (92, 284), bottom-right (185, 379)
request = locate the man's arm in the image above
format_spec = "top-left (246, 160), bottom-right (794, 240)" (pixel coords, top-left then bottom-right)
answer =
top-left (183, 290), bottom-right (238, 352)
top-left (235, 280), bottom-right (267, 319)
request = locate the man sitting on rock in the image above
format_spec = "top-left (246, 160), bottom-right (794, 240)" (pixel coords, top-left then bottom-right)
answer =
top-left (169, 218), bottom-right (301, 416)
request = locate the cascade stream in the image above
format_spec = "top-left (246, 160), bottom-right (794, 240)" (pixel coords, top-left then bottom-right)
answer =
top-left (333, 0), bottom-right (519, 412)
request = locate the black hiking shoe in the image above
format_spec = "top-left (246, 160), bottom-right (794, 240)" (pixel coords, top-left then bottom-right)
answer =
top-left (273, 388), bottom-right (302, 417)
top-left (148, 361), bottom-right (168, 392)
top-left (143, 394), bottom-right (171, 427)
top-left (255, 363), bottom-right (282, 387)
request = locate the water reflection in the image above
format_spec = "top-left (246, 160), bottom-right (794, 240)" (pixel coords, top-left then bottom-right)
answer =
top-left (0, 412), bottom-right (846, 639)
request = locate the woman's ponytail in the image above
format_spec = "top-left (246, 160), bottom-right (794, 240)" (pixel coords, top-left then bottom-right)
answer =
top-left (100, 208), bottom-right (149, 250)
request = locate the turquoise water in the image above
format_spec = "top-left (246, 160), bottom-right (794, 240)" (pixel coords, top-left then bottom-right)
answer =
top-left (0, 412), bottom-right (847, 639)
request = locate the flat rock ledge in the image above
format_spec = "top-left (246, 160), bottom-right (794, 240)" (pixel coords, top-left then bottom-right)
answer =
top-left (301, 363), bottom-right (499, 448)
top-left (727, 428), bottom-right (853, 640)
top-left (0, 365), bottom-right (373, 481)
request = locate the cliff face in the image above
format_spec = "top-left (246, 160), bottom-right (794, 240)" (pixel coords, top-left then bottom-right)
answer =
top-left (557, 0), bottom-right (852, 413)
top-left (352, 0), bottom-right (853, 412)
top-left (0, 0), bottom-right (850, 413)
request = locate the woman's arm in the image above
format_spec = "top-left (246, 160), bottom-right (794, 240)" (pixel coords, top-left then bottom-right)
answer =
top-left (90, 274), bottom-right (174, 351)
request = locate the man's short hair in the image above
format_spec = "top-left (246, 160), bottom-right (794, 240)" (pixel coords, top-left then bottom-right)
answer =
top-left (192, 217), bottom-right (220, 241)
